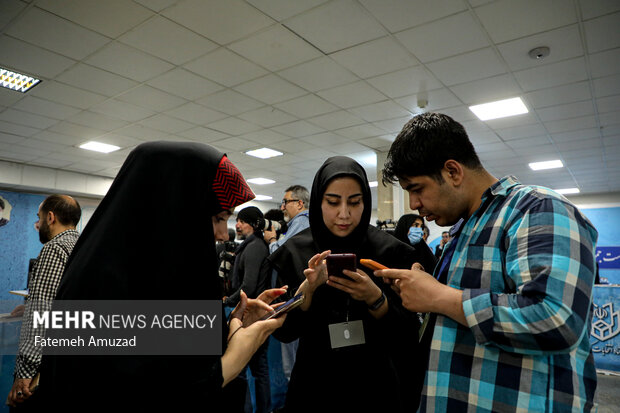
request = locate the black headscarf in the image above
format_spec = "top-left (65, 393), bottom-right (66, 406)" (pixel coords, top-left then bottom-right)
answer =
top-left (308, 156), bottom-right (372, 254)
top-left (393, 213), bottom-right (422, 245)
top-left (39, 141), bottom-right (254, 411)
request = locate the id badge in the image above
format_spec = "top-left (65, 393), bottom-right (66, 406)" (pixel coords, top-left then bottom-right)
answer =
top-left (328, 320), bottom-right (365, 349)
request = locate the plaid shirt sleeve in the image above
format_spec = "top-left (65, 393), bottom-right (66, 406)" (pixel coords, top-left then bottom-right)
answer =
top-left (461, 193), bottom-right (597, 355)
top-left (15, 238), bottom-right (73, 378)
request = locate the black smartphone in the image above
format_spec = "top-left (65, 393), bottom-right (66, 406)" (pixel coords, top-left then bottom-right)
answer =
top-left (325, 253), bottom-right (357, 280)
top-left (261, 293), bottom-right (305, 320)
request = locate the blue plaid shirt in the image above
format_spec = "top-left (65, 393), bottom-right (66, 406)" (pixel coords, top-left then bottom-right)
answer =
top-left (420, 176), bottom-right (598, 413)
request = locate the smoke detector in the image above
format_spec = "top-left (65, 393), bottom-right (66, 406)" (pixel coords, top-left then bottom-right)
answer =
top-left (528, 46), bottom-right (550, 60)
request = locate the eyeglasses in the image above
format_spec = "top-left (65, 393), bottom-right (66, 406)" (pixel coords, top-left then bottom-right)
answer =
top-left (281, 199), bottom-right (299, 206)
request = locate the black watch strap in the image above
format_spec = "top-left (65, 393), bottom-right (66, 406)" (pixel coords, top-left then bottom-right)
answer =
top-left (368, 291), bottom-right (386, 311)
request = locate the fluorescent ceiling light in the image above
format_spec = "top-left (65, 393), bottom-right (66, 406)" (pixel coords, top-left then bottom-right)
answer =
top-left (555, 187), bottom-right (580, 195)
top-left (528, 159), bottom-right (563, 171)
top-left (247, 178), bottom-right (275, 185)
top-left (245, 148), bottom-right (283, 159)
top-left (254, 195), bottom-right (273, 201)
top-left (79, 141), bottom-right (120, 154)
top-left (0, 67), bottom-right (41, 93)
top-left (369, 181), bottom-right (378, 188)
top-left (469, 97), bottom-right (528, 121)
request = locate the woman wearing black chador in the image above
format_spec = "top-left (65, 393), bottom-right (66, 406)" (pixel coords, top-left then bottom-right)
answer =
top-left (269, 156), bottom-right (437, 413)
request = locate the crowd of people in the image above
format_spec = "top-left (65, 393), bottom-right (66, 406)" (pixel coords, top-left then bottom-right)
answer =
top-left (7, 113), bottom-right (598, 413)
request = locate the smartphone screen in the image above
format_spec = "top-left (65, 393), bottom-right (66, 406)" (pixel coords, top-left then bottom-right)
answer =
top-left (261, 293), bottom-right (305, 320)
top-left (325, 253), bottom-right (357, 280)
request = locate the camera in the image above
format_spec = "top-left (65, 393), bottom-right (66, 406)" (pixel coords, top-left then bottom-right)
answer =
top-left (254, 218), bottom-right (288, 237)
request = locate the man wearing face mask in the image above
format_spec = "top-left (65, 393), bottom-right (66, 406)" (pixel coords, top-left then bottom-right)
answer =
top-left (0, 196), bottom-right (11, 227)
top-left (7, 194), bottom-right (81, 409)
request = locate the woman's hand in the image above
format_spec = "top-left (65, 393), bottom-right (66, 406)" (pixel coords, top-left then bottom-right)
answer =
top-left (327, 267), bottom-right (383, 306)
top-left (303, 250), bottom-right (331, 292)
top-left (229, 288), bottom-right (287, 327)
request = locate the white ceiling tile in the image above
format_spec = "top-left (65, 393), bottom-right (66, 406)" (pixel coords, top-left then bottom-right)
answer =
top-left (116, 85), bottom-right (187, 111)
top-left (475, 0), bottom-right (576, 43)
top-left (14, 96), bottom-right (81, 120)
top-left (360, 0), bottom-right (467, 33)
top-left (206, 117), bottom-right (263, 135)
top-left (330, 36), bottom-right (419, 79)
top-left (269, 138), bottom-right (315, 153)
top-left (584, 12), bottom-right (620, 54)
top-left (184, 48), bottom-right (268, 87)
top-left (177, 126), bottom-right (230, 143)
top-left (327, 141), bottom-right (372, 155)
top-left (461, 119), bottom-right (491, 133)
top-left (536, 100), bottom-right (595, 122)
top-left (514, 57), bottom-right (587, 91)
top-left (0, 132), bottom-right (24, 144)
top-left (48, 121), bottom-right (105, 140)
top-left (495, 124), bottom-right (548, 140)
top-left (29, 157), bottom-right (74, 169)
top-left (197, 90), bottom-right (265, 116)
top-left (599, 110), bottom-right (620, 127)
top-left (373, 115), bottom-right (414, 133)
top-left (544, 115), bottom-right (598, 134)
top-left (246, 0), bottom-right (328, 21)
top-left (0, 89), bottom-right (24, 107)
top-left (210, 137), bottom-right (258, 152)
top-left (90, 99), bottom-right (155, 122)
top-left (0, 121), bottom-right (40, 137)
top-left (7, 7), bottom-right (110, 60)
top-left (449, 74), bottom-right (521, 105)
top-left (165, 102), bottom-right (228, 125)
top-left (299, 132), bottom-right (350, 146)
top-left (427, 48), bottom-right (506, 86)
top-left (233, 74), bottom-right (307, 104)
top-left (229, 25), bottom-right (322, 71)
top-left (118, 15), bottom-right (218, 64)
top-left (593, 74), bottom-right (620, 98)
top-left (484, 113), bottom-right (539, 129)
top-left (85, 42), bottom-right (174, 82)
top-left (29, 81), bottom-right (107, 110)
top-left (37, 0), bottom-right (154, 38)
top-left (597, 95), bottom-right (620, 114)
top-left (348, 101), bottom-right (411, 122)
top-left (334, 124), bottom-right (386, 139)
top-left (440, 105), bottom-right (478, 123)
top-left (33, 130), bottom-right (86, 146)
top-left (0, 0), bottom-right (26, 29)
top-left (64, 111), bottom-right (129, 132)
top-left (396, 12), bottom-right (489, 63)
top-left (238, 130), bottom-right (290, 145)
top-left (55, 64), bottom-right (139, 97)
top-left (589, 48), bottom-right (620, 79)
top-left (139, 113), bottom-right (194, 133)
top-left (163, 0), bottom-right (273, 44)
top-left (357, 135), bottom-right (395, 151)
top-left (0, 36), bottom-right (75, 79)
top-left (556, 138), bottom-right (602, 152)
top-left (524, 81), bottom-right (592, 109)
top-left (284, 0), bottom-right (386, 53)
top-left (367, 66), bottom-right (443, 98)
top-left (278, 57), bottom-right (359, 92)
top-left (0, 108), bottom-right (59, 129)
top-left (498, 25), bottom-right (583, 72)
top-left (580, 0), bottom-right (620, 20)
top-left (273, 94), bottom-right (338, 118)
top-left (307, 110), bottom-right (364, 130)
top-left (271, 120), bottom-right (325, 137)
top-left (551, 128), bottom-right (601, 143)
top-left (93, 134), bottom-right (142, 149)
top-left (468, 130), bottom-right (502, 145)
top-left (133, 0), bottom-right (179, 13)
top-left (147, 68), bottom-right (224, 100)
top-left (317, 81), bottom-right (387, 109)
top-left (237, 106), bottom-right (297, 127)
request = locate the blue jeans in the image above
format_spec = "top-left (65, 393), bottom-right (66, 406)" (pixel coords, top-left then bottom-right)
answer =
top-left (240, 341), bottom-right (271, 413)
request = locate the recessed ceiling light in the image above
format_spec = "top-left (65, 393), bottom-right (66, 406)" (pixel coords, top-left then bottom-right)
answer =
top-left (0, 67), bottom-right (41, 93)
top-left (528, 159), bottom-right (563, 171)
top-left (369, 181), bottom-right (378, 188)
top-left (79, 141), bottom-right (120, 153)
top-left (245, 148), bottom-right (283, 159)
top-left (469, 97), bottom-right (528, 121)
top-left (254, 195), bottom-right (273, 201)
top-left (555, 187), bottom-right (580, 195)
top-left (247, 178), bottom-right (276, 185)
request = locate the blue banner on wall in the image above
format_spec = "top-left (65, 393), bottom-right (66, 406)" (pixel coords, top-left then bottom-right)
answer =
top-left (596, 247), bottom-right (620, 269)
top-left (591, 286), bottom-right (620, 372)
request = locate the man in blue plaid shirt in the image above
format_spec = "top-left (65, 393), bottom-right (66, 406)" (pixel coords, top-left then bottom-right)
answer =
top-left (377, 113), bottom-right (597, 412)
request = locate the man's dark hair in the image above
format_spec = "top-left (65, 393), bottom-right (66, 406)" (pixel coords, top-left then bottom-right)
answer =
top-left (41, 194), bottom-right (81, 226)
top-left (383, 113), bottom-right (482, 185)
top-left (264, 208), bottom-right (284, 222)
top-left (285, 185), bottom-right (310, 208)
top-left (442, 231), bottom-right (450, 235)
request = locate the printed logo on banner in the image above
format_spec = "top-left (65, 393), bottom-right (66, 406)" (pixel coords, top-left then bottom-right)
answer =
top-left (596, 247), bottom-right (620, 269)
top-left (591, 302), bottom-right (620, 342)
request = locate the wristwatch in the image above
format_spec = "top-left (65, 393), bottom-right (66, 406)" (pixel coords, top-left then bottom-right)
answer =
top-left (368, 291), bottom-right (386, 311)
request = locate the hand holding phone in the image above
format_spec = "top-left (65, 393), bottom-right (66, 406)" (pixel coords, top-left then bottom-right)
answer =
top-left (325, 253), bottom-right (357, 280)
top-left (360, 259), bottom-right (388, 271)
top-left (261, 293), bottom-right (305, 320)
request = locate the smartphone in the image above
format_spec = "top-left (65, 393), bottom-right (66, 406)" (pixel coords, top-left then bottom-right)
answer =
top-left (326, 253), bottom-right (357, 280)
top-left (360, 259), bottom-right (388, 271)
top-left (261, 293), bottom-right (305, 320)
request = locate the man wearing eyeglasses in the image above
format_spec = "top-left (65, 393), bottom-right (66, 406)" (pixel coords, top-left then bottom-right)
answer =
top-left (264, 185), bottom-right (310, 254)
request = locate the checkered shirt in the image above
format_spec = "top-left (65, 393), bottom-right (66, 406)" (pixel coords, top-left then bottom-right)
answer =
top-left (15, 229), bottom-right (79, 378)
top-left (419, 176), bottom-right (598, 413)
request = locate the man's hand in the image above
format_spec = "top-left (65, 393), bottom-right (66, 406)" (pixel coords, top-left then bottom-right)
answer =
top-left (6, 377), bottom-right (33, 407)
top-left (263, 229), bottom-right (277, 243)
top-left (374, 263), bottom-right (467, 326)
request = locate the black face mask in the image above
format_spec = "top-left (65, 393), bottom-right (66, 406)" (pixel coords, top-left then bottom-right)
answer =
top-left (0, 217), bottom-right (8, 227)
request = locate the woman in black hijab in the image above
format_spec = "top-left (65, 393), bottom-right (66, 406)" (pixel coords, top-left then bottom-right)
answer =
top-left (38, 141), bottom-right (286, 412)
top-left (269, 156), bottom-right (436, 413)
